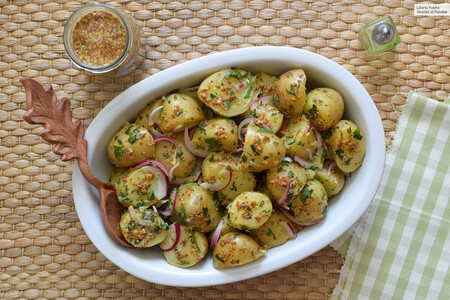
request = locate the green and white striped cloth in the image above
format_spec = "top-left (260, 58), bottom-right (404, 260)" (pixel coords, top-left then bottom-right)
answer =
top-left (331, 92), bottom-right (449, 300)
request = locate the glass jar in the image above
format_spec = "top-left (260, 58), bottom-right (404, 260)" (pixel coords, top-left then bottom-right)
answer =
top-left (63, 3), bottom-right (144, 76)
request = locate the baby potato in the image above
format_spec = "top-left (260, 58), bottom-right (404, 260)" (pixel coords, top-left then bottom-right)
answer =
top-left (228, 191), bottom-right (272, 231)
top-left (119, 208), bottom-right (168, 247)
top-left (304, 88), bottom-right (344, 131)
top-left (213, 232), bottom-right (266, 269)
top-left (109, 166), bottom-right (126, 186)
top-left (107, 123), bottom-right (155, 167)
top-left (154, 133), bottom-right (197, 179)
top-left (314, 162), bottom-right (345, 197)
top-left (244, 103), bottom-right (284, 133)
top-left (202, 152), bottom-right (257, 206)
top-left (135, 99), bottom-right (164, 131)
top-left (326, 120), bottom-right (366, 173)
top-left (160, 93), bottom-right (205, 133)
top-left (255, 72), bottom-right (278, 95)
top-left (197, 68), bottom-right (259, 117)
top-left (274, 68), bottom-right (307, 114)
top-left (290, 179), bottom-right (328, 225)
top-left (191, 118), bottom-right (239, 152)
top-left (163, 225), bottom-right (208, 268)
top-left (250, 209), bottom-right (301, 249)
top-left (174, 183), bottom-right (221, 232)
top-left (241, 124), bottom-right (286, 172)
top-left (282, 114), bottom-right (321, 162)
top-left (266, 161), bottom-right (308, 202)
top-left (115, 166), bottom-right (163, 208)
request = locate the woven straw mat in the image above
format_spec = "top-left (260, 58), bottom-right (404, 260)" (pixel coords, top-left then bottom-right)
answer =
top-left (0, 0), bottom-right (449, 299)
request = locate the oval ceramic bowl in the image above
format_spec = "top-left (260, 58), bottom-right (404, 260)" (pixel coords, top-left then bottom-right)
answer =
top-left (72, 46), bottom-right (385, 287)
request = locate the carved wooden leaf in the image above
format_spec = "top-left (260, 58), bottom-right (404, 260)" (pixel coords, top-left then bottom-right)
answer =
top-left (21, 78), bottom-right (86, 161)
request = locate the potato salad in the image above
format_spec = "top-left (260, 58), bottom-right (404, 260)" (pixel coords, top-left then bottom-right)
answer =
top-left (107, 68), bottom-right (366, 269)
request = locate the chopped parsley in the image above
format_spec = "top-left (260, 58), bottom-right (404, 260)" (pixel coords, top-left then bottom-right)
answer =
top-left (250, 144), bottom-right (260, 155)
top-left (227, 70), bottom-right (244, 80)
top-left (205, 138), bottom-right (221, 151)
top-left (287, 84), bottom-right (296, 95)
top-left (244, 80), bottom-right (253, 99)
top-left (300, 188), bottom-right (313, 203)
top-left (113, 145), bottom-right (124, 160)
top-left (210, 93), bottom-right (217, 98)
top-left (306, 104), bottom-right (318, 119)
top-left (335, 149), bottom-right (345, 160)
top-left (215, 254), bottom-right (225, 263)
top-left (273, 96), bottom-right (280, 107)
top-left (353, 128), bottom-right (363, 140)
top-left (258, 128), bottom-right (275, 134)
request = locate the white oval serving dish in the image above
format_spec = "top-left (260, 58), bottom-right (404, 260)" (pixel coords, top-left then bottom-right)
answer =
top-left (72, 46), bottom-right (385, 287)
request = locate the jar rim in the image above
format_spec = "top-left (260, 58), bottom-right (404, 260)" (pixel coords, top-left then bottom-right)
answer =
top-left (63, 3), bottom-right (132, 73)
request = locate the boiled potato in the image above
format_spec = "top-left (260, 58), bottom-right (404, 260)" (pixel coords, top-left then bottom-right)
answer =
top-left (191, 118), bottom-right (239, 152)
top-left (274, 69), bottom-right (307, 114)
top-left (282, 114), bottom-right (321, 162)
top-left (160, 93), bottom-right (205, 133)
top-left (202, 152), bottom-right (257, 206)
top-left (228, 191), bottom-right (272, 231)
top-left (174, 183), bottom-right (221, 232)
top-left (255, 72), bottom-right (278, 95)
top-left (213, 232), bottom-right (266, 268)
top-left (107, 123), bottom-right (155, 167)
top-left (250, 209), bottom-right (301, 249)
top-left (326, 120), bottom-right (366, 173)
top-left (266, 161), bottom-right (308, 202)
top-left (241, 124), bottom-right (286, 172)
top-left (115, 166), bottom-right (165, 207)
top-left (108, 165), bottom-right (126, 186)
top-left (244, 103), bottom-right (284, 133)
top-left (119, 208), bottom-right (168, 247)
top-left (314, 162), bottom-right (345, 197)
top-left (135, 99), bottom-right (164, 131)
top-left (163, 225), bottom-right (208, 268)
top-left (304, 88), bottom-right (344, 131)
top-left (290, 179), bottom-right (328, 224)
top-left (197, 68), bottom-right (259, 117)
top-left (154, 133), bottom-right (197, 180)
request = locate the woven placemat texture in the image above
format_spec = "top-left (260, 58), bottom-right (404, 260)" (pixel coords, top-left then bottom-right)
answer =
top-left (0, 0), bottom-right (449, 299)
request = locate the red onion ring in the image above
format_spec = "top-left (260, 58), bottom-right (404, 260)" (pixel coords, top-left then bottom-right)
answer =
top-left (276, 206), bottom-right (304, 226)
top-left (184, 127), bottom-right (209, 157)
top-left (210, 219), bottom-right (224, 251)
top-left (294, 155), bottom-right (314, 169)
top-left (326, 161), bottom-right (336, 174)
top-left (283, 156), bottom-right (293, 163)
top-left (128, 206), bottom-right (150, 226)
top-left (278, 180), bottom-right (291, 205)
top-left (259, 94), bottom-right (273, 103)
top-left (159, 222), bottom-right (181, 252)
top-left (235, 83), bottom-right (245, 90)
top-left (154, 136), bottom-right (177, 146)
top-left (159, 190), bottom-right (177, 217)
top-left (132, 159), bottom-right (170, 179)
top-left (307, 148), bottom-right (313, 160)
top-left (280, 221), bottom-right (296, 238)
top-left (140, 166), bottom-right (168, 200)
top-left (219, 70), bottom-right (232, 81)
top-left (307, 125), bottom-right (313, 134)
top-left (200, 168), bottom-right (232, 191)
top-left (172, 158), bottom-right (202, 185)
top-left (169, 162), bottom-right (181, 181)
top-left (148, 106), bottom-right (163, 137)
top-left (238, 117), bottom-right (257, 141)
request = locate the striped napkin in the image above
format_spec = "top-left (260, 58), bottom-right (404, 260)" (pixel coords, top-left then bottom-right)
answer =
top-left (330, 92), bottom-right (449, 300)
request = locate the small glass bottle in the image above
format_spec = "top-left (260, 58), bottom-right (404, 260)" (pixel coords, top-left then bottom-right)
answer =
top-left (63, 3), bottom-right (144, 76)
top-left (359, 16), bottom-right (400, 56)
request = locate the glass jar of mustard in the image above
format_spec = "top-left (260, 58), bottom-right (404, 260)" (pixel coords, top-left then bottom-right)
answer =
top-left (63, 3), bottom-right (144, 76)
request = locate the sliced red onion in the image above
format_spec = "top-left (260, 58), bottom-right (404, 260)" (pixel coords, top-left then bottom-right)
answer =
top-left (168, 162), bottom-right (181, 181)
top-left (159, 222), bottom-right (181, 252)
top-left (344, 172), bottom-right (352, 178)
top-left (159, 190), bottom-right (177, 217)
top-left (238, 117), bottom-right (257, 141)
top-left (259, 94), bottom-right (273, 103)
top-left (184, 127), bottom-right (209, 157)
top-left (280, 221), bottom-right (296, 238)
top-left (283, 156), bottom-right (293, 163)
top-left (262, 123), bottom-right (273, 131)
top-left (140, 166), bottom-right (168, 200)
top-left (154, 136), bottom-right (177, 146)
top-left (200, 169), bottom-right (232, 191)
top-left (148, 106), bottom-right (163, 137)
top-left (128, 206), bottom-right (154, 226)
top-left (210, 219), bottom-right (224, 251)
top-left (326, 161), bottom-right (336, 174)
top-left (235, 83), bottom-right (245, 90)
top-left (276, 206), bottom-right (304, 226)
top-left (250, 99), bottom-right (259, 111)
top-left (278, 180), bottom-right (291, 205)
top-left (172, 158), bottom-right (202, 185)
top-left (307, 125), bottom-right (313, 134)
top-left (312, 126), bottom-right (324, 147)
top-left (133, 159), bottom-right (170, 179)
top-left (294, 155), bottom-right (314, 169)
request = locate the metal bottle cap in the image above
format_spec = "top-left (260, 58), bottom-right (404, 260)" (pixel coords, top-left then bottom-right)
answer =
top-left (371, 23), bottom-right (395, 45)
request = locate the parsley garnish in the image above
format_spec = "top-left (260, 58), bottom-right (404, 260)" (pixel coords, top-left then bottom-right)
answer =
top-left (250, 144), bottom-right (260, 155)
top-left (353, 128), bottom-right (363, 140)
top-left (258, 128), bottom-right (275, 134)
top-left (205, 138), bottom-right (221, 151)
top-left (307, 104), bottom-right (318, 119)
top-left (113, 145), bottom-right (124, 160)
top-left (335, 149), bottom-right (344, 160)
top-left (244, 80), bottom-right (253, 99)
top-left (273, 96), bottom-right (280, 107)
top-left (215, 254), bottom-right (225, 263)
top-left (300, 188), bottom-right (313, 203)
